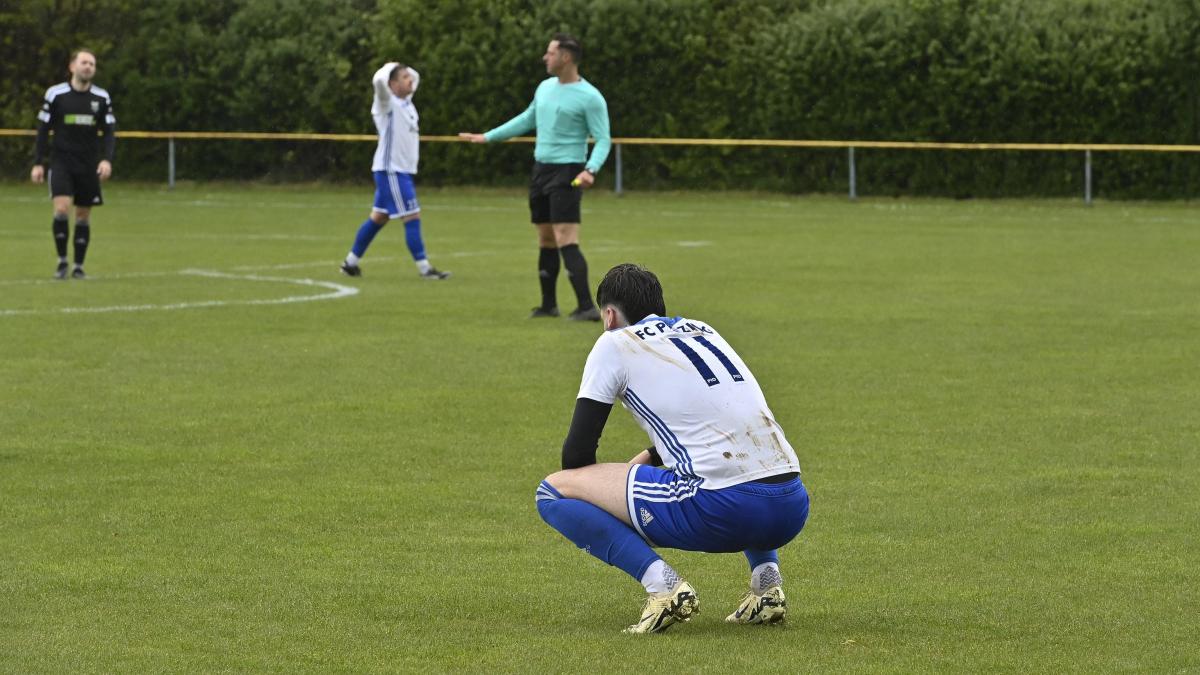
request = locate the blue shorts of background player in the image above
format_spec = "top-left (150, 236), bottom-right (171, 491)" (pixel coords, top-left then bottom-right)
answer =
top-left (339, 171), bottom-right (449, 279)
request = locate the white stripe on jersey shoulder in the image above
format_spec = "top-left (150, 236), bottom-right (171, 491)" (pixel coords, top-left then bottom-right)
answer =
top-left (90, 85), bottom-right (111, 101)
top-left (44, 82), bottom-right (71, 101)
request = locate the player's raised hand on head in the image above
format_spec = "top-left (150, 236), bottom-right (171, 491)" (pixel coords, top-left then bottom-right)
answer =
top-left (31, 165), bottom-right (44, 183)
top-left (97, 160), bottom-right (112, 180)
top-left (458, 132), bottom-right (486, 143)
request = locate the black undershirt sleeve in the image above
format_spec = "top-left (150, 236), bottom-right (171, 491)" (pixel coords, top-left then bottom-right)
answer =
top-left (646, 446), bottom-right (663, 466)
top-left (34, 121), bottom-right (49, 166)
top-left (561, 397), bottom-right (613, 470)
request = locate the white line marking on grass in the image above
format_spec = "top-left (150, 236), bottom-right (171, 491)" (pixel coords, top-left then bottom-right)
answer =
top-left (230, 256), bottom-right (400, 271)
top-left (0, 270), bottom-right (187, 286)
top-left (0, 269), bottom-right (357, 317)
top-left (0, 229), bottom-right (351, 243)
top-left (0, 194), bottom-right (525, 213)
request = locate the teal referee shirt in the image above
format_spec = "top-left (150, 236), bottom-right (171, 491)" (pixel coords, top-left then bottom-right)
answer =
top-left (484, 77), bottom-right (612, 175)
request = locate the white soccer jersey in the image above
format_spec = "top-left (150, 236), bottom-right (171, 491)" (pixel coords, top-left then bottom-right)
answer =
top-left (370, 63), bottom-right (420, 174)
top-left (577, 315), bottom-right (801, 489)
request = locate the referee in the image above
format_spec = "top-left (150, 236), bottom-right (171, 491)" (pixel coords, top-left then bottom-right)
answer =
top-left (31, 49), bottom-right (116, 280)
top-left (460, 33), bottom-right (611, 321)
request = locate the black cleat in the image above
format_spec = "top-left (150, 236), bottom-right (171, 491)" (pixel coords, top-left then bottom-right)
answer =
top-left (54, 262), bottom-right (69, 280)
top-left (70, 266), bottom-right (86, 280)
top-left (529, 306), bottom-right (560, 318)
top-left (419, 267), bottom-right (451, 280)
top-left (568, 306), bottom-right (601, 322)
top-left (340, 262), bottom-right (362, 277)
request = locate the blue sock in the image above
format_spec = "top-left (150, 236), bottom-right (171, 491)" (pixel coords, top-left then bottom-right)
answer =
top-left (351, 218), bottom-right (385, 258)
top-left (536, 480), bottom-right (660, 582)
top-left (744, 549), bottom-right (779, 571)
top-left (403, 218), bottom-right (426, 261)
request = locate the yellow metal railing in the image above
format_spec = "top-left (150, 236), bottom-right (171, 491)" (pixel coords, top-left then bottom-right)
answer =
top-left (6, 128), bottom-right (1200, 202)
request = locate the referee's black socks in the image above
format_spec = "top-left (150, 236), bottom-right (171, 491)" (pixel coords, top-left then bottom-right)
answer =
top-left (538, 246), bottom-right (560, 310)
top-left (73, 220), bottom-right (90, 266)
top-left (560, 244), bottom-right (594, 310)
top-left (52, 215), bottom-right (69, 260)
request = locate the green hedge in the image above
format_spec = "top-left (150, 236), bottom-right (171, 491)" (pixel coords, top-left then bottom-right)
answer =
top-left (3, 0), bottom-right (1198, 197)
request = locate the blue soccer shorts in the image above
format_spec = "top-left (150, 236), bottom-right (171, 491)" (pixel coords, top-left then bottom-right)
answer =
top-left (373, 171), bottom-right (420, 218)
top-left (625, 465), bottom-right (810, 553)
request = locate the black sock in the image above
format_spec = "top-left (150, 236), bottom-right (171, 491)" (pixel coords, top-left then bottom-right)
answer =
top-left (538, 247), bottom-right (560, 309)
top-left (73, 221), bottom-right (90, 266)
top-left (53, 216), bottom-right (69, 259)
top-left (559, 244), bottom-right (594, 310)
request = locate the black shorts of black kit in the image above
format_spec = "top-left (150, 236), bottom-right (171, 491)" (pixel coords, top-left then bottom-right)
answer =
top-left (48, 162), bottom-right (103, 207)
top-left (529, 161), bottom-right (584, 225)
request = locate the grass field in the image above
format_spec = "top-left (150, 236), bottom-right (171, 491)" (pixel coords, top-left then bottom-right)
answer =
top-left (1, 182), bottom-right (1198, 672)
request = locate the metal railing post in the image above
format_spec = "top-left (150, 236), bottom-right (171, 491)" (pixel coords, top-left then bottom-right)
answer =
top-left (849, 146), bottom-right (857, 201)
top-left (614, 143), bottom-right (623, 196)
top-left (1084, 149), bottom-right (1092, 205)
top-left (168, 136), bottom-right (176, 190)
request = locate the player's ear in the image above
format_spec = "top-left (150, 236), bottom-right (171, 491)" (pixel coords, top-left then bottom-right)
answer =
top-left (602, 306), bottom-right (621, 330)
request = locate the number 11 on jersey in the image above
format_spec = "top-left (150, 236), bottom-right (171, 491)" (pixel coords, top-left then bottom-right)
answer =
top-left (669, 336), bottom-right (744, 387)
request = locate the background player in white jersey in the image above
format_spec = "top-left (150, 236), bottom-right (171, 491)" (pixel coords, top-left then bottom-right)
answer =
top-left (340, 62), bottom-right (448, 280)
top-left (535, 263), bottom-right (810, 633)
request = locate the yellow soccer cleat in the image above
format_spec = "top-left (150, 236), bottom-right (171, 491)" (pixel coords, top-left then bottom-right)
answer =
top-left (725, 586), bottom-right (787, 625)
top-left (624, 581), bottom-right (700, 634)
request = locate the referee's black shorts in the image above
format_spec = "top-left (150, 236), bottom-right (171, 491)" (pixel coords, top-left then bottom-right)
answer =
top-left (48, 164), bottom-right (103, 207)
top-left (529, 161), bottom-right (583, 225)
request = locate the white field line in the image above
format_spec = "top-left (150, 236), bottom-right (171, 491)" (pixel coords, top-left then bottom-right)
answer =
top-left (0, 191), bottom-right (820, 220)
top-left (0, 269), bottom-right (357, 317)
top-left (0, 270), bottom-right (175, 286)
top-left (224, 240), bottom-right (711, 272)
top-left (229, 256), bottom-right (399, 271)
top-left (0, 239), bottom-right (711, 315)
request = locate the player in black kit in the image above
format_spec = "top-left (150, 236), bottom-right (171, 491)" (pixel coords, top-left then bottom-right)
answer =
top-left (31, 49), bottom-right (116, 280)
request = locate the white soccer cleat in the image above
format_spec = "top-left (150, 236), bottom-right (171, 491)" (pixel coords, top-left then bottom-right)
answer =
top-left (725, 586), bottom-right (787, 625)
top-left (624, 580), bottom-right (699, 634)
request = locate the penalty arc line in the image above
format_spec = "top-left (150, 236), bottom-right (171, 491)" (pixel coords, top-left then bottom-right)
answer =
top-left (0, 269), bottom-right (358, 317)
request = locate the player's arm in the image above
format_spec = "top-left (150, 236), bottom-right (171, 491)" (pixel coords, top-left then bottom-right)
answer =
top-left (561, 397), bottom-right (614, 470)
top-left (459, 99), bottom-right (536, 143)
top-left (31, 93), bottom-right (52, 183)
top-left (575, 93), bottom-right (612, 187)
top-left (371, 62), bottom-right (398, 115)
top-left (99, 99), bottom-right (115, 179)
top-left (405, 66), bottom-right (420, 95)
top-left (565, 334), bottom-right (625, 469)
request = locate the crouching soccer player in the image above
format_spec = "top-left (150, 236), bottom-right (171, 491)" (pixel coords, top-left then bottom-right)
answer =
top-left (535, 263), bottom-right (810, 633)
top-left (340, 61), bottom-right (448, 280)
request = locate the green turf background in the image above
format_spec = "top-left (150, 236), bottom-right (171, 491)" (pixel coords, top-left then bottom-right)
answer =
top-left (1, 184), bottom-right (1197, 672)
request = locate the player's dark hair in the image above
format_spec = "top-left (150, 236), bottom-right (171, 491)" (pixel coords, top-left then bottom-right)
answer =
top-left (553, 33), bottom-right (582, 63)
top-left (389, 64), bottom-right (409, 82)
top-left (70, 48), bottom-right (96, 64)
top-left (596, 263), bottom-right (666, 324)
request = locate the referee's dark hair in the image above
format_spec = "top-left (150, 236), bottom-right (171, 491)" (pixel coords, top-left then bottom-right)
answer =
top-left (553, 33), bottom-right (582, 63)
top-left (389, 64), bottom-right (409, 82)
top-left (70, 48), bottom-right (96, 63)
top-left (597, 263), bottom-right (667, 324)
